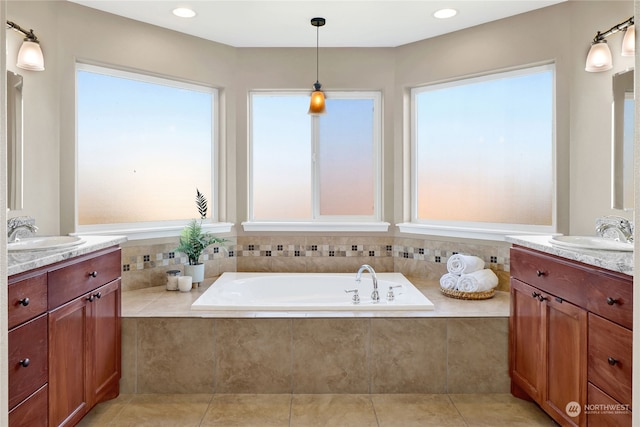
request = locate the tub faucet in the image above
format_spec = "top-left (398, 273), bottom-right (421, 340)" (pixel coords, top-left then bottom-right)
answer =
top-left (7, 216), bottom-right (37, 243)
top-left (356, 264), bottom-right (379, 303)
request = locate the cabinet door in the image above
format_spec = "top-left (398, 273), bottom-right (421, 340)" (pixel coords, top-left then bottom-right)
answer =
top-left (510, 279), bottom-right (544, 401)
top-left (48, 296), bottom-right (91, 427)
top-left (90, 279), bottom-right (121, 406)
top-left (543, 296), bottom-right (587, 427)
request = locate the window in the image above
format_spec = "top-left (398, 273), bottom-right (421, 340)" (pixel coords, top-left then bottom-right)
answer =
top-left (76, 63), bottom-right (227, 238)
top-left (402, 64), bottom-right (555, 240)
top-left (246, 91), bottom-right (386, 231)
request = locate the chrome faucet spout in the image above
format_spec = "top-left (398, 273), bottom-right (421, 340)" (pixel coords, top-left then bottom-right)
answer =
top-left (7, 216), bottom-right (37, 243)
top-left (356, 264), bottom-right (379, 303)
top-left (595, 216), bottom-right (634, 243)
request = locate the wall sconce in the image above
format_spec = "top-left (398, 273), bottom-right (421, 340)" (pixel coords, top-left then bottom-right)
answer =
top-left (6, 20), bottom-right (45, 71)
top-left (308, 17), bottom-right (326, 115)
top-left (585, 16), bottom-right (634, 72)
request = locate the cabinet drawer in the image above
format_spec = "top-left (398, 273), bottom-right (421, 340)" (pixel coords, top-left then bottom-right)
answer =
top-left (587, 274), bottom-right (632, 329)
top-left (8, 384), bottom-right (48, 427)
top-left (588, 313), bottom-right (632, 406)
top-left (8, 273), bottom-right (47, 330)
top-left (8, 314), bottom-right (48, 409)
top-left (510, 247), bottom-right (587, 307)
top-left (587, 383), bottom-right (631, 427)
top-left (48, 247), bottom-right (121, 309)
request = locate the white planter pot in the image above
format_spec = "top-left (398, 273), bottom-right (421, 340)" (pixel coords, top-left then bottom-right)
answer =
top-left (184, 263), bottom-right (205, 284)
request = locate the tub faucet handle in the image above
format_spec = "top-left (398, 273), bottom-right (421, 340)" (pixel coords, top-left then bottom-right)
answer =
top-left (387, 285), bottom-right (402, 301)
top-left (344, 289), bottom-right (360, 305)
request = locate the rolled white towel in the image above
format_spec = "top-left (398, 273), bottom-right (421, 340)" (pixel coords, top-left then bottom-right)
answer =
top-left (456, 269), bottom-right (499, 292)
top-left (447, 254), bottom-right (485, 275)
top-left (439, 273), bottom-right (459, 290)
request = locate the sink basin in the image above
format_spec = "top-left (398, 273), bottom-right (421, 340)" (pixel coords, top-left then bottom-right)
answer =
top-left (8, 236), bottom-right (85, 252)
top-left (550, 235), bottom-right (633, 252)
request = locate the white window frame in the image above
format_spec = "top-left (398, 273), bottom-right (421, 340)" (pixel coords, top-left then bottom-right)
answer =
top-left (243, 90), bottom-right (388, 232)
top-left (398, 63), bottom-right (557, 241)
top-left (74, 63), bottom-right (232, 240)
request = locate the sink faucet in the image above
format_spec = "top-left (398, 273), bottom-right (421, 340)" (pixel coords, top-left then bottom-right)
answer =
top-left (595, 216), bottom-right (633, 243)
top-left (356, 264), bottom-right (379, 303)
top-left (7, 216), bottom-right (37, 243)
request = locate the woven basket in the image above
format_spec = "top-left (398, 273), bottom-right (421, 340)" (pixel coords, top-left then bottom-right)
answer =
top-left (440, 287), bottom-right (496, 300)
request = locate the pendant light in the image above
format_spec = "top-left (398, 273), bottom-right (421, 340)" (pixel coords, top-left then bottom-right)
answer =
top-left (308, 17), bottom-right (326, 115)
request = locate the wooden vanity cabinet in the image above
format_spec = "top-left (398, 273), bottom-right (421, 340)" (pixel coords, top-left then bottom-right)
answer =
top-left (8, 273), bottom-right (48, 427)
top-left (7, 246), bottom-right (122, 427)
top-left (48, 247), bottom-right (121, 427)
top-left (510, 245), bottom-right (632, 427)
top-left (510, 277), bottom-right (587, 427)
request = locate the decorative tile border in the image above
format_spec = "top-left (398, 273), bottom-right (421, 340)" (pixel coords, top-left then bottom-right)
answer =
top-left (122, 245), bottom-right (230, 272)
top-left (121, 238), bottom-right (510, 274)
top-left (236, 244), bottom-right (393, 259)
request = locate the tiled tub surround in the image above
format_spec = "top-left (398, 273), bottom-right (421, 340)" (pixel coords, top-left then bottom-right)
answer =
top-left (120, 277), bottom-right (510, 395)
top-left (121, 235), bottom-right (511, 292)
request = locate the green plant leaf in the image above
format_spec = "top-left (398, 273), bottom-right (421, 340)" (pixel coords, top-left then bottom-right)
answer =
top-left (196, 188), bottom-right (208, 220)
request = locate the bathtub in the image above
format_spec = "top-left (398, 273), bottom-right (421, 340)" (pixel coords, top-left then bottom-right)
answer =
top-left (191, 272), bottom-right (434, 312)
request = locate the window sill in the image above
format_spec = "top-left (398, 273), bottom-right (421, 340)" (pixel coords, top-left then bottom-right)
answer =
top-left (75, 222), bottom-right (234, 241)
top-left (242, 221), bottom-right (390, 233)
top-left (396, 222), bottom-right (555, 242)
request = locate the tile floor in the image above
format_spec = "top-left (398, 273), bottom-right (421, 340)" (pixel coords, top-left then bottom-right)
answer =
top-left (78, 393), bottom-right (558, 426)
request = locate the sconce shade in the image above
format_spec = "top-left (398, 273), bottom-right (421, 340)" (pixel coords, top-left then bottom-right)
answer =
top-left (308, 83), bottom-right (326, 115)
top-left (585, 40), bottom-right (612, 72)
top-left (621, 24), bottom-right (635, 56)
top-left (17, 40), bottom-right (45, 71)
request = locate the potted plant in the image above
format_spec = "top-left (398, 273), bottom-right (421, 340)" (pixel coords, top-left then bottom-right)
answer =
top-left (175, 189), bottom-right (226, 285)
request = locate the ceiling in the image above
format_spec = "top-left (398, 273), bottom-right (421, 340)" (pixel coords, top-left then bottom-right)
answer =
top-left (67, 0), bottom-right (566, 48)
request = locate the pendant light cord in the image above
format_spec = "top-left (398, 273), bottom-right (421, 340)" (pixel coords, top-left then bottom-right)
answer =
top-left (316, 23), bottom-right (319, 83)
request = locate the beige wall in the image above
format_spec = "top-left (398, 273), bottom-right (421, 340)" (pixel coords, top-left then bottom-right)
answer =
top-left (5, 0), bottom-right (634, 237)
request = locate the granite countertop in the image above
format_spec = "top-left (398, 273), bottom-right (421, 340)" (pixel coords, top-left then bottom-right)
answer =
top-left (505, 235), bottom-right (633, 276)
top-left (121, 275), bottom-right (510, 319)
top-left (8, 235), bottom-right (127, 276)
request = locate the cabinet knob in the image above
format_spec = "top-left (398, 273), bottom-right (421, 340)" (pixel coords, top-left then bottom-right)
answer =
top-left (86, 295), bottom-right (95, 302)
top-left (94, 292), bottom-right (102, 299)
top-left (19, 358), bottom-right (30, 368)
top-left (532, 292), bottom-right (540, 299)
top-left (606, 297), bottom-right (618, 306)
top-left (536, 270), bottom-right (546, 277)
top-left (89, 271), bottom-right (98, 278)
top-left (608, 357), bottom-right (619, 366)
top-left (538, 295), bottom-right (548, 302)
top-left (18, 297), bottom-right (30, 307)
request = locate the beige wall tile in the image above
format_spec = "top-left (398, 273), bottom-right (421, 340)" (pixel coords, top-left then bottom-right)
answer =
top-left (446, 318), bottom-right (509, 393)
top-left (214, 319), bottom-right (292, 393)
top-left (371, 318), bottom-right (447, 393)
top-left (237, 256), bottom-right (272, 272)
top-left (293, 319), bottom-right (370, 393)
top-left (120, 318), bottom-right (137, 394)
top-left (121, 269), bottom-right (151, 292)
top-left (271, 256), bottom-right (307, 272)
top-left (136, 318), bottom-right (215, 393)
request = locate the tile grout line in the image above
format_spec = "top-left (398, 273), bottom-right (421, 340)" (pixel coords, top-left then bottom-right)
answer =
top-left (370, 394), bottom-right (381, 427)
top-left (447, 394), bottom-right (471, 427)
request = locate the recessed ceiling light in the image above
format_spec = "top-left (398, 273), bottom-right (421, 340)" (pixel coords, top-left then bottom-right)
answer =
top-left (173, 7), bottom-right (196, 18)
top-left (434, 8), bottom-right (458, 19)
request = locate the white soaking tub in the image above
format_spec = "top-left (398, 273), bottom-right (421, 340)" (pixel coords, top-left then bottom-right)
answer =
top-left (191, 272), bottom-right (434, 312)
